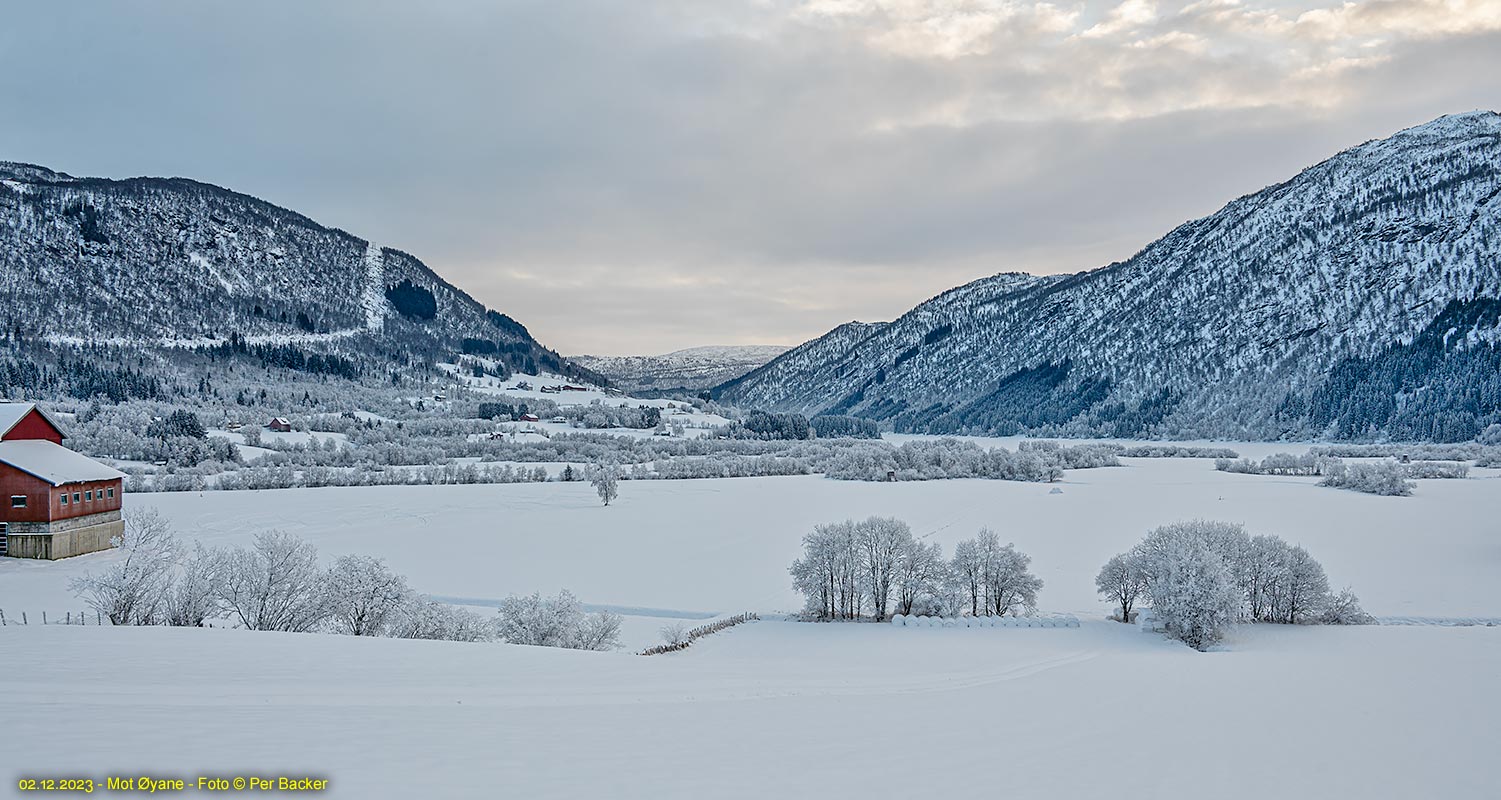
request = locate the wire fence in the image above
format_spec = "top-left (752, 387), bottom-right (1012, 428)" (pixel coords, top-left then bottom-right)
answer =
top-left (639, 612), bottom-right (759, 656)
top-left (0, 608), bottom-right (111, 626)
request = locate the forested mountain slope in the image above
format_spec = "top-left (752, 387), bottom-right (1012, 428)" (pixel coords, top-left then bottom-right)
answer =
top-left (0, 162), bottom-right (599, 399)
top-left (715, 112), bottom-right (1501, 442)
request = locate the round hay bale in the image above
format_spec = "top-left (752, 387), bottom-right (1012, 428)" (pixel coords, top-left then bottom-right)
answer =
top-left (892, 614), bottom-right (906, 626)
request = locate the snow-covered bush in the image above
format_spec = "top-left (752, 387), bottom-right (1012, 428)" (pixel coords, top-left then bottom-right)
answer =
top-left (390, 599), bottom-right (495, 642)
top-left (495, 590), bottom-right (622, 651)
top-left (1319, 460), bottom-right (1414, 495)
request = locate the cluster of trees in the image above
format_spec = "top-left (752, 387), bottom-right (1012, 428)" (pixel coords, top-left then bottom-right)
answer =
top-left (1317, 460), bottom-right (1415, 496)
top-left (789, 518), bottom-right (1042, 622)
top-left (723, 410), bottom-right (812, 440)
top-left (1217, 453), bottom-right (1469, 495)
top-left (130, 461), bottom-right (553, 493)
top-left (1118, 445), bottom-right (1239, 458)
top-left (822, 438), bottom-right (1117, 482)
top-left (493, 590), bottom-right (622, 651)
top-left (1215, 453), bottom-right (1334, 476)
top-left (1096, 520), bottom-right (1372, 651)
top-left (68, 513), bottom-right (491, 641)
top-left (810, 415), bottom-right (882, 439)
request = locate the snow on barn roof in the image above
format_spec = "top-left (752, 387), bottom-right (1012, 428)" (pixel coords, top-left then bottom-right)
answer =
top-left (0, 402), bottom-right (66, 440)
top-left (0, 440), bottom-right (124, 486)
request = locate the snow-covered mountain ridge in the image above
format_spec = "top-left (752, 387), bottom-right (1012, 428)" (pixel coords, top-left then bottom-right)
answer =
top-left (0, 162), bottom-right (597, 382)
top-left (571, 345), bottom-right (790, 392)
top-left (716, 112), bottom-right (1501, 442)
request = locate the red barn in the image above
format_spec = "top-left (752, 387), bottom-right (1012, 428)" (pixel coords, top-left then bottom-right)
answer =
top-left (0, 403), bottom-right (125, 560)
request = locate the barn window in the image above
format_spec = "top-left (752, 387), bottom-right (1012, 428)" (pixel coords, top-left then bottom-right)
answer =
top-left (85, 490), bottom-right (93, 501)
top-left (60, 493), bottom-right (68, 505)
top-left (9, 495), bottom-right (24, 508)
top-left (73, 492), bottom-right (81, 503)
top-left (107, 488), bottom-right (115, 499)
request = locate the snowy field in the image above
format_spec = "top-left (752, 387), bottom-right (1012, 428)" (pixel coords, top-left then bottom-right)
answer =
top-left (3, 619), bottom-right (1496, 798)
top-left (2, 457), bottom-right (1499, 797)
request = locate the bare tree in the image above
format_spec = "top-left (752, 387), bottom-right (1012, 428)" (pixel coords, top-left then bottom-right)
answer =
top-left (857, 517), bottom-right (911, 621)
top-left (893, 538), bottom-right (946, 617)
top-left (1095, 551), bottom-right (1147, 622)
top-left (69, 507), bottom-right (177, 625)
top-left (214, 531), bottom-right (330, 632)
top-left (161, 541), bottom-right (221, 627)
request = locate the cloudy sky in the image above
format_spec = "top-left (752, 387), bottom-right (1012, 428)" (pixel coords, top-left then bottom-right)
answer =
top-left (3, 1), bottom-right (1499, 354)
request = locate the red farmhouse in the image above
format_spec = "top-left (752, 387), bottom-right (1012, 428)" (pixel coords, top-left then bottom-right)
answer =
top-left (0, 403), bottom-right (125, 559)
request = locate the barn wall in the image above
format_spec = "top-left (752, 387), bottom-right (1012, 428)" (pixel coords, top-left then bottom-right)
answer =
top-left (49, 478), bottom-right (124, 522)
top-left (0, 463), bottom-right (52, 523)
top-left (2, 410), bottom-right (65, 443)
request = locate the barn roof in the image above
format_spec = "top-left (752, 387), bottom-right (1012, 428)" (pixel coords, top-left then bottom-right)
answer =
top-left (0, 440), bottom-right (124, 486)
top-left (0, 402), bottom-right (66, 440)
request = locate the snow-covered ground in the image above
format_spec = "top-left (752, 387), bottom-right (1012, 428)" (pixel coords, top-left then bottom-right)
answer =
top-left (2, 458), bottom-right (1497, 797)
top-left (4, 459), bottom-right (1497, 618)
top-left (3, 620), bottom-right (1496, 799)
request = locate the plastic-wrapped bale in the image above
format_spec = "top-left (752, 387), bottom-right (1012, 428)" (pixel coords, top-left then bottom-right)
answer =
top-left (915, 615), bottom-right (933, 628)
top-left (1066, 616), bottom-right (1081, 628)
top-left (941, 617), bottom-right (958, 628)
top-left (892, 614), bottom-right (907, 627)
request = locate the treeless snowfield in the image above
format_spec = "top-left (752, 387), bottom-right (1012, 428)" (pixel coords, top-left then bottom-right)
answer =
top-left (3, 619), bottom-right (1496, 799)
top-left (2, 458), bottom-right (1498, 798)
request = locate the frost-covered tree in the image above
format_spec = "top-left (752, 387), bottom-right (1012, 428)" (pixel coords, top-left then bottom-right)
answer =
top-left (590, 464), bottom-right (620, 506)
top-left (1095, 551), bottom-right (1148, 623)
top-left (789, 519), bottom-right (866, 620)
top-left (213, 531), bottom-right (330, 632)
top-left (893, 538), bottom-right (947, 617)
top-left (1143, 533), bottom-right (1241, 651)
top-left (69, 507), bottom-right (177, 625)
top-left (326, 554), bottom-right (412, 636)
top-left (949, 538), bottom-right (984, 617)
top-left (161, 541), bottom-right (221, 627)
top-left (568, 609), bottom-right (623, 651)
top-left (857, 516), bottom-right (912, 621)
top-left (974, 530), bottom-right (1042, 617)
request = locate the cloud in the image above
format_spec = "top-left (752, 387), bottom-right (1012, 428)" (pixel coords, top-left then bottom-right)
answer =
top-left (0, 0), bottom-right (1496, 353)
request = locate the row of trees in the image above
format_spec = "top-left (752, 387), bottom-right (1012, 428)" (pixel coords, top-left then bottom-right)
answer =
top-left (68, 512), bottom-right (620, 650)
top-left (789, 518), bottom-right (1042, 622)
top-left (69, 513), bottom-right (491, 640)
top-left (1096, 520), bottom-right (1372, 650)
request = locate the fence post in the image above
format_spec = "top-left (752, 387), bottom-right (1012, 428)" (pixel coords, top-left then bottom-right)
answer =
top-left (22, 612), bottom-right (27, 625)
top-left (0, 608), bottom-right (6, 626)
top-left (42, 611), bottom-right (47, 625)
top-left (66, 611), bottom-right (71, 625)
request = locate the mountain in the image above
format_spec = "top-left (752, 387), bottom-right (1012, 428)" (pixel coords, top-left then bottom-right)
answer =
top-left (0, 162), bottom-right (600, 397)
top-left (715, 112), bottom-right (1501, 443)
top-left (571, 345), bottom-right (790, 393)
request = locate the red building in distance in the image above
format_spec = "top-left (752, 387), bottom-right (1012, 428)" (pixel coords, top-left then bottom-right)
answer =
top-left (0, 403), bottom-right (125, 559)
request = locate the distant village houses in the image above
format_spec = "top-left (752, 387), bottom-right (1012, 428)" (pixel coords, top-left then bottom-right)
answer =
top-left (0, 403), bottom-right (125, 560)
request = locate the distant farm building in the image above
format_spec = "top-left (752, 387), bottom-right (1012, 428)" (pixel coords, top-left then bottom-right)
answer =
top-left (518, 413), bottom-right (540, 423)
top-left (267, 417), bottom-right (292, 433)
top-left (0, 403), bottom-right (125, 560)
